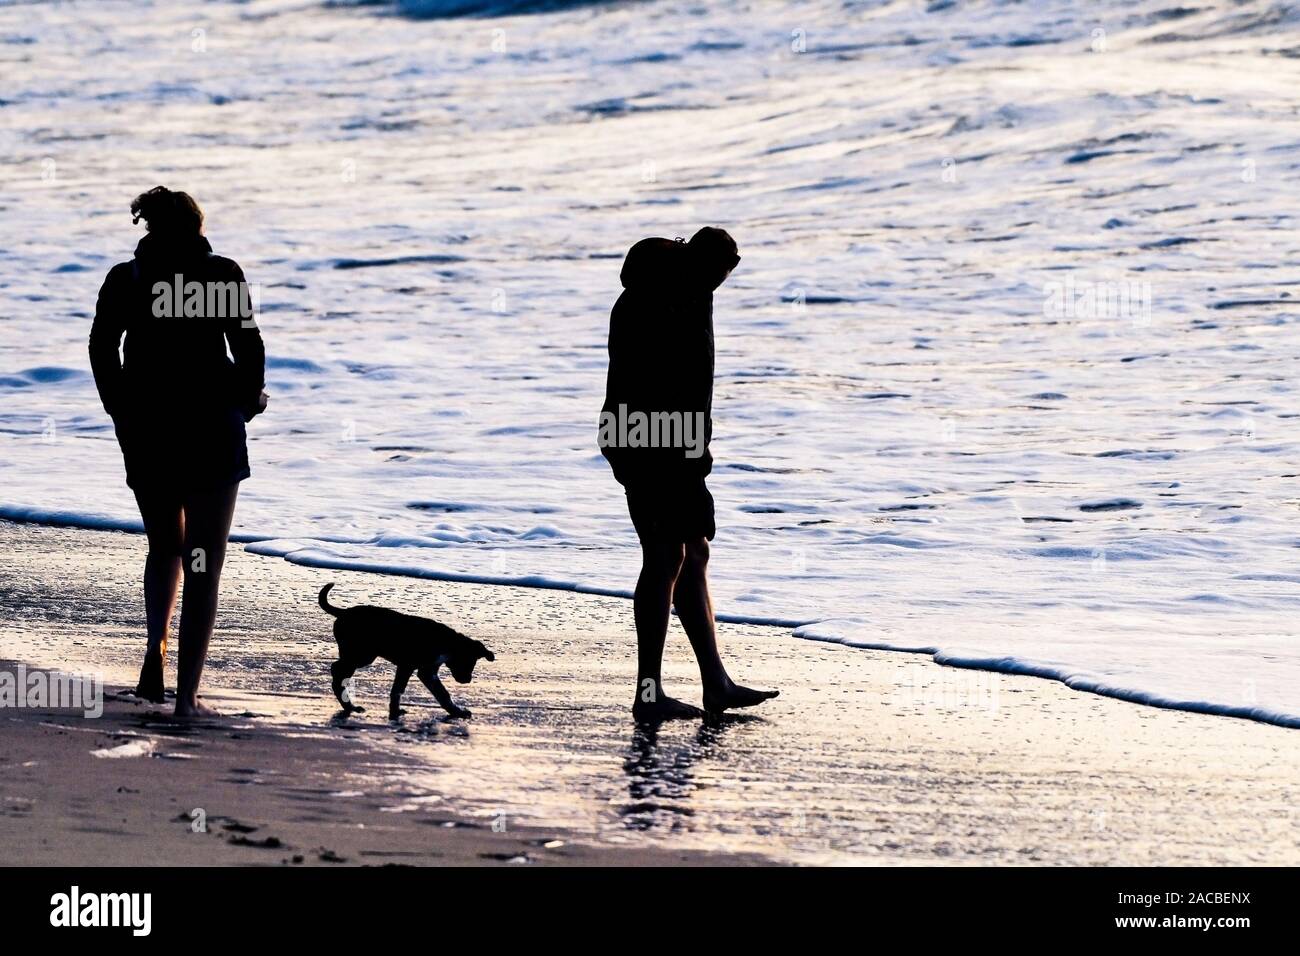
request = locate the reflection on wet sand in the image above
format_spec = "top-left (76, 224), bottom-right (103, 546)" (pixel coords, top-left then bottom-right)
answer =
top-left (621, 715), bottom-right (760, 833)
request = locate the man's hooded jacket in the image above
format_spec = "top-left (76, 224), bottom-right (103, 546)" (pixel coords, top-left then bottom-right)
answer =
top-left (599, 237), bottom-right (724, 485)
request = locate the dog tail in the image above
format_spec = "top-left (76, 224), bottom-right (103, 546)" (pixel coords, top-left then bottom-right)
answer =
top-left (318, 583), bottom-right (344, 617)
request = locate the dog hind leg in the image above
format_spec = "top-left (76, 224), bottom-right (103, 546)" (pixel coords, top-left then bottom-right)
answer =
top-left (331, 659), bottom-right (365, 713)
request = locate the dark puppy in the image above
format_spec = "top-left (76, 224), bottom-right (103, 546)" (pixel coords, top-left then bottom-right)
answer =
top-left (318, 583), bottom-right (495, 720)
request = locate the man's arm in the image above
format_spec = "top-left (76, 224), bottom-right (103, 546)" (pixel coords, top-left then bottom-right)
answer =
top-left (609, 294), bottom-right (679, 412)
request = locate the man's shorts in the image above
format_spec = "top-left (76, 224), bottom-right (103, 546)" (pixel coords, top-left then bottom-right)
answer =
top-left (625, 476), bottom-right (716, 544)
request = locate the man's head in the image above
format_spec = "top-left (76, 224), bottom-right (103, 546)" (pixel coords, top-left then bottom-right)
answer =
top-left (687, 226), bottom-right (740, 291)
top-left (448, 639), bottom-right (496, 684)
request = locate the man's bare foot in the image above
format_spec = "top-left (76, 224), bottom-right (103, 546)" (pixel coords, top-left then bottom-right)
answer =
top-left (632, 694), bottom-right (704, 723)
top-left (173, 698), bottom-right (222, 721)
top-left (134, 645), bottom-right (166, 704)
top-left (702, 680), bottom-right (779, 714)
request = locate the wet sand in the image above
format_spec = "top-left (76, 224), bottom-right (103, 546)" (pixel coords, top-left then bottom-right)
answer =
top-left (1, 519), bottom-right (1297, 865)
top-left (0, 688), bottom-right (751, 866)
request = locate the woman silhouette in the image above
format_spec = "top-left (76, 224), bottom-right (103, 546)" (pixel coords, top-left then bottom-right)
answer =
top-left (89, 187), bottom-right (266, 719)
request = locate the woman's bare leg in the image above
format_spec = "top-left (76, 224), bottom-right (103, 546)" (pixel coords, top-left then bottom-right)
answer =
top-left (132, 489), bottom-right (184, 703)
top-left (174, 483), bottom-right (239, 719)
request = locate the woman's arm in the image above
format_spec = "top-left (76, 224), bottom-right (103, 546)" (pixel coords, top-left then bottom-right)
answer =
top-left (88, 265), bottom-right (131, 417)
top-left (225, 263), bottom-right (266, 420)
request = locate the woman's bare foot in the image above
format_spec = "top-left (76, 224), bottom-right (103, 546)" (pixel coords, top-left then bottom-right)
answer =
top-left (703, 679), bottom-right (779, 714)
top-left (134, 644), bottom-right (166, 704)
top-left (632, 694), bottom-right (704, 723)
top-left (173, 698), bottom-right (222, 721)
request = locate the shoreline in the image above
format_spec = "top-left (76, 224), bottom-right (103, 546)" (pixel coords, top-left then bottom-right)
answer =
top-left (3, 508), bottom-right (1295, 730)
top-left (2, 518), bottom-right (1299, 865)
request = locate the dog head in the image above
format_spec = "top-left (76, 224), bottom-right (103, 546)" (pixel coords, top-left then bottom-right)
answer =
top-left (448, 640), bottom-right (495, 684)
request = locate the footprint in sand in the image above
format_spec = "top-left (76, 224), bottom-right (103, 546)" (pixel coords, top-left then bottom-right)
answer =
top-left (228, 834), bottom-right (284, 849)
top-left (220, 819), bottom-right (259, 834)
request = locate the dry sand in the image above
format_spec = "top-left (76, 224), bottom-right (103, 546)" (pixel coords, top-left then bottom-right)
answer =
top-left (1, 519), bottom-right (1297, 865)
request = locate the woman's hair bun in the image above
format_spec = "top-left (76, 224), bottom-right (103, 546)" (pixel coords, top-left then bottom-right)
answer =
top-left (130, 186), bottom-right (204, 236)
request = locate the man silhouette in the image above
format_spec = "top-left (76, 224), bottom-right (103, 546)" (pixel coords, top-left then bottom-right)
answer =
top-left (599, 227), bottom-right (779, 721)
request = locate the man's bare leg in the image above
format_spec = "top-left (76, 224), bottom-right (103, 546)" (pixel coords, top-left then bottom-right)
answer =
top-left (674, 537), bottom-right (779, 714)
top-left (632, 537), bottom-right (702, 721)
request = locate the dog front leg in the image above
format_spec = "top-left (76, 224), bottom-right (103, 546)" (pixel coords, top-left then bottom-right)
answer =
top-left (417, 666), bottom-right (470, 719)
top-left (389, 665), bottom-right (414, 720)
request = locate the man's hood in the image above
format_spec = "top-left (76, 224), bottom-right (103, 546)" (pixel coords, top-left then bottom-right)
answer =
top-left (619, 237), bottom-right (726, 294)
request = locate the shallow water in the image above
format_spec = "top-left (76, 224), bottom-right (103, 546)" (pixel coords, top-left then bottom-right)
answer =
top-left (2, 0), bottom-right (1299, 725)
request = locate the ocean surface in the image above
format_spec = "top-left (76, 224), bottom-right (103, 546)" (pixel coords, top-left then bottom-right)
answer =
top-left (2, 0), bottom-right (1298, 727)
